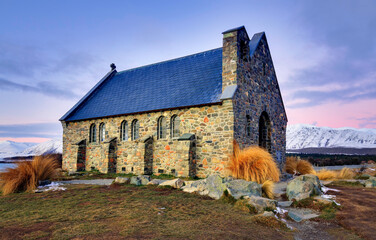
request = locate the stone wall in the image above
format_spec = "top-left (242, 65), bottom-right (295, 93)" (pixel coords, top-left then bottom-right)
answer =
top-left (62, 100), bottom-right (234, 178)
top-left (222, 28), bottom-right (287, 169)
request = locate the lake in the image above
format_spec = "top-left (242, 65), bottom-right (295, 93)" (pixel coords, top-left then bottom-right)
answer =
top-left (0, 159), bottom-right (16, 172)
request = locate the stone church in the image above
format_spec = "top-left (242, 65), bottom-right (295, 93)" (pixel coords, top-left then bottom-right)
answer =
top-left (60, 26), bottom-right (287, 178)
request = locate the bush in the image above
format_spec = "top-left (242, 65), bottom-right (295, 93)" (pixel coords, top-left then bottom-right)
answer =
top-left (227, 141), bottom-right (280, 184)
top-left (0, 155), bottom-right (59, 195)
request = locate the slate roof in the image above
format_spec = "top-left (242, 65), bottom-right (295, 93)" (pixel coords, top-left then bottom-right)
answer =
top-left (60, 31), bottom-right (266, 122)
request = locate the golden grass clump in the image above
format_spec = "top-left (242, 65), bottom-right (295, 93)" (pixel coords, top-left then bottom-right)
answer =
top-left (0, 155), bottom-right (59, 195)
top-left (228, 141), bottom-right (280, 184)
top-left (296, 160), bottom-right (316, 175)
top-left (262, 180), bottom-right (274, 199)
top-left (316, 169), bottom-right (337, 180)
top-left (337, 167), bottom-right (355, 179)
top-left (285, 156), bottom-right (298, 174)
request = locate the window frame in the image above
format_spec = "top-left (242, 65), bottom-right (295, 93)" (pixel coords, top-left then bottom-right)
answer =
top-left (131, 119), bottom-right (139, 140)
top-left (246, 115), bottom-right (251, 137)
top-left (170, 115), bottom-right (180, 138)
top-left (157, 116), bottom-right (166, 139)
top-left (89, 124), bottom-right (97, 143)
top-left (99, 123), bottom-right (105, 142)
top-left (120, 120), bottom-right (128, 141)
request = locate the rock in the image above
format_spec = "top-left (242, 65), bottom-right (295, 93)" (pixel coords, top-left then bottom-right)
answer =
top-left (286, 174), bottom-right (322, 201)
top-left (147, 179), bottom-right (166, 185)
top-left (260, 211), bottom-right (275, 217)
top-left (288, 209), bottom-right (319, 222)
top-left (314, 196), bottom-right (333, 205)
top-left (277, 201), bottom-right (293, 207)
top-left (181, 179), bottom-right (207, 193)
top-left (114, 177), bottom-right (129, 184)
top-left (38, 180), bottom-right (51, 186)
top-left (225, 179), bottom-right (261, 199)
top-left (159, 178), bottom-right (184, 189)
top-left (365, 176), bottom-right (376, 188)
top-left (130, 175), bottom-right (151, 185)
top-left (245, 196), bottom-right (277, 213)
top-left (204, 175), bottom-right (228, 199)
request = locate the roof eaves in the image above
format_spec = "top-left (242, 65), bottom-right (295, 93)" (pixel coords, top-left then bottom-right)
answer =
top-left (59, 68), bottom-right (117, 121)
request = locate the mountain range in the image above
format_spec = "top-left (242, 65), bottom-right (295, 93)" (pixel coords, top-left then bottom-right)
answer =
top-left (0, 124), bottom-right (376, 158)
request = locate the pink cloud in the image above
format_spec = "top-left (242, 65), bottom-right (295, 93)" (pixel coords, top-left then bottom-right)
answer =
top-left (0, 137), bottom-right (51, 143)
top-left (286, 99), bottom-right (376, 128)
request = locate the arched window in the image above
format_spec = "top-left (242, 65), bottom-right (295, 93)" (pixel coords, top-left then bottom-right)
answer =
top-left (170, 115), bottom-right (180, 138)
top-left (259, 111), bottom-right (271, 152)
top-left (246, 115), bottom-right (251, 137)
top-left (99, 123), bottom-right (105, 142)
top-left (131, 119), bottom-right (139, 140)
top-left (157, 116), bottom-right (166, 139)
top-left (120, 120), bottom-right (128, 141)
top-left (89, 124), bottom-right (96, 143)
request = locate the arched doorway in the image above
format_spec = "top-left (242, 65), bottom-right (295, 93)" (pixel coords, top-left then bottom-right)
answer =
top-left (259, 111), bottom-right (271, 152)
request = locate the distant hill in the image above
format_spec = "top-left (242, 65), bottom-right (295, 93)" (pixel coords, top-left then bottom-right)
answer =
top-left (20, 139), bottom-right (62, 156)
top-left (287, 124), bottom-right (376, 154)
top-left (0, 141), bottom-right (36, 158)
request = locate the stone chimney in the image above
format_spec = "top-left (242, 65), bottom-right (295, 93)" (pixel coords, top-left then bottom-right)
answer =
top-left (221, 26), bottom-right (250, 92)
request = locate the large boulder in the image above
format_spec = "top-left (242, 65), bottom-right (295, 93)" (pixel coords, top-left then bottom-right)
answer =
top-left (114, 177), bottom-right (129, 184)
top-left (225, 179), bottom-right (261, 199)
top-left (365, 176), bottom-right (376, 188)
top-left (130, 175), bottom-right (151, 186)
top-left (181, 179), bottom-right (207, 193)
top-left (147, 179), bottom-right (167, 185)
top-left (204, 175), bottom-right (228, 199)
top-left (159, 178), bottom-right (185, 189)
top-left (244, 196), bottom-right (277, 213)
top-left (286, 174), bottom-right (322, 201)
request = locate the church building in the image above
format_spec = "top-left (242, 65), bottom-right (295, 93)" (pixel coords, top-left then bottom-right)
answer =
top-left (60, 26), bottom-right (287, 178)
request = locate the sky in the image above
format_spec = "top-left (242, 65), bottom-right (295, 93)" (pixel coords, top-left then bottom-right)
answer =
top-left (0, 0), bottom-right (375, 143)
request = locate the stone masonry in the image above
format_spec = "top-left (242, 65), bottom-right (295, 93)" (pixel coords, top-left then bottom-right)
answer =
top-left (61, 26), bottom-right (287, 177)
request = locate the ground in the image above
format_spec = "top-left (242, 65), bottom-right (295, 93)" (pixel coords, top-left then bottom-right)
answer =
top-left (0, 184), bottom-right (293, 240)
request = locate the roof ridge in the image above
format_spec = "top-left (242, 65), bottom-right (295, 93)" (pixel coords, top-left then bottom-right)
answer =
top-left (116, 47), bottom-right (222, 74)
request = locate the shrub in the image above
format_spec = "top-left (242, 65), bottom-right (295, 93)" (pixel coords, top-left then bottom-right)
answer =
top-left (262, 180), bottom-right (274, 199)
top-left (337, 167), bottom-right (355, 179)
top-left (0, 155), bottom-right (59, 195)
top-left (285, 156), bottom-right (298, 174)
top-left (296, 160), bottom-right (316, 175)
top-left (316, 169), bottom-right (337, 180)
top-left (227, 141), bottom-right (280, 184)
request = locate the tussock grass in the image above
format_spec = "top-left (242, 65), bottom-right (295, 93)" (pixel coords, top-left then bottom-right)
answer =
top-left (316, 169), bottom-right (337, 180)
top-left (285, 156), bottom-right (298, 175)
top-left (228, 141), bottom-right (280, 184)
top-left (0, 155), bottom-right (59, 195)
top-left (262, 180), bottom-right (274, 199)
top-left (296, 160), bottom-right (316, 175)
top-left (337, 167), bottom-right (355, 179)
top-left (285, 157), bottom-right (316, 175)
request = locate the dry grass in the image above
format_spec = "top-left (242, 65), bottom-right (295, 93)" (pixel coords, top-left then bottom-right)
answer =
top-left (337, 167), bottom-right (355, 179)
top-left (227, 141), bottom-right (280, 184)
top-left (296, 160), bottom-right (316, 175)
top-left (316, 169), bottom-right (337, 180)
top-left (0, 155), bottom-right (59, 195)
top-left (262, 180), bottom-right (274, 199)
top-left (285, 156), bottom-right (298, 174)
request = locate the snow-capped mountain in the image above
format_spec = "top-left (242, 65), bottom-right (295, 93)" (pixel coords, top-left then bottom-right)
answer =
top-left (0, 141), bottom-right (36, 158)
top-left (20, 139), bottom-right (62, 156)
top-left (287, 124), bottom-right (376, 150)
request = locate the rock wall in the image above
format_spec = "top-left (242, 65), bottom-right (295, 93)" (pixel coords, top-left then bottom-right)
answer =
top-left (62, 101), bottom-right (234, 177)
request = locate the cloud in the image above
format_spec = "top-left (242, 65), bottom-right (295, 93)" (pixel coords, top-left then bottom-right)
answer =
top-left (0, 78), bottom-right (78, 99)
top-left (0, 122), bottom-right (62, 139)
top-left (356, 116), bottom-right (376, 128)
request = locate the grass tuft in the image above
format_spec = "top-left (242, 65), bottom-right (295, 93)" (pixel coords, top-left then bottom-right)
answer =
top-left (316, 169), bottom-right (338, 180)
top-left (337, 168), bottom-right (355, 179)
top-left (296, 160), bottom-right (316, 175)
top-left (0, 155), bottom-right (59, 195)
top-left (262, 180), bottom-right (274, 199)
top-left (227, 141), bottom-right (280, 184)
top-left (285, 156), bottom-right (298, 174)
